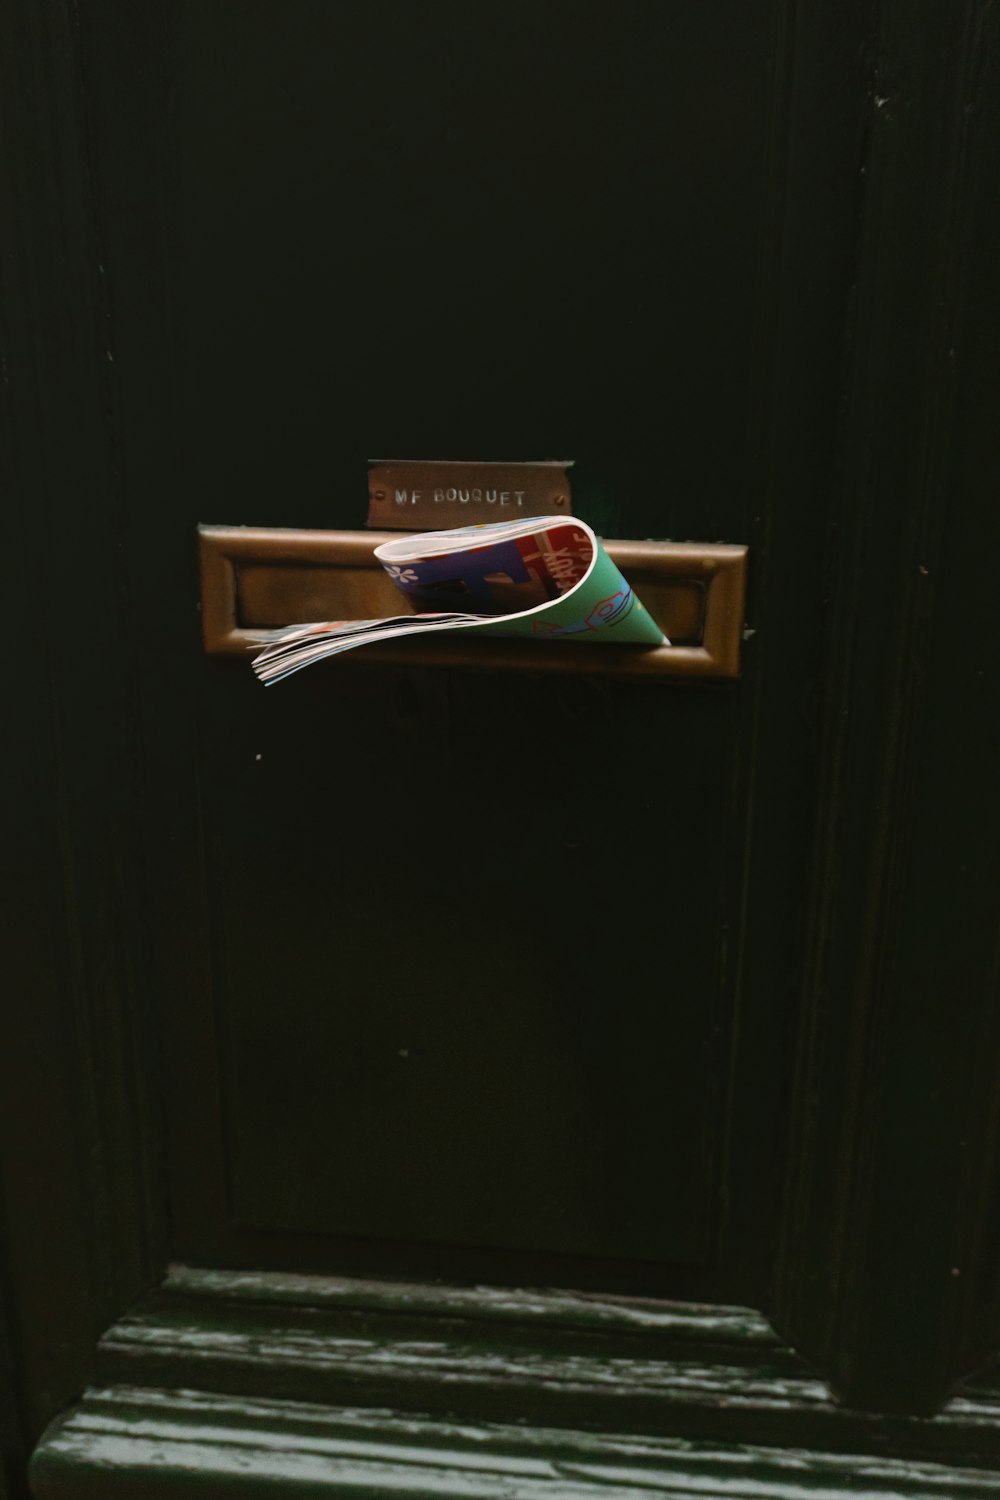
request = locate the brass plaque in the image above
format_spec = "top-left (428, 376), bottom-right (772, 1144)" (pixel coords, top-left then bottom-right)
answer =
top-left (366, 459), bottom-right (573, 530)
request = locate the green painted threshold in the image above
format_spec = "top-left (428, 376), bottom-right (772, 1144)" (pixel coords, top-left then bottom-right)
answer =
top-left (30, 1385), bottom-right (1000, 1500)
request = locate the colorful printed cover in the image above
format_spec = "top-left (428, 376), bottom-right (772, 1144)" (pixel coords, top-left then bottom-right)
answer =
top-left (251, 517), bottom-right (667, 684)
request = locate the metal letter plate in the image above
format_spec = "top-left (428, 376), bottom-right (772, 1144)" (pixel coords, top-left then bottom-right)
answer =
top-left (366, 459), bottom-right (573, 530)
top-left (199, 526), bottom-right (748, 681)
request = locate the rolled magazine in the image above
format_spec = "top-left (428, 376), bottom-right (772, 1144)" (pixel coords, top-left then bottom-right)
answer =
top-left (251, 516), bottom-right (667, 685)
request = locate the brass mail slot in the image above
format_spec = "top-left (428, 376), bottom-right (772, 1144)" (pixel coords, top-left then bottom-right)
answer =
top-left (199, 526), bottom-right (748, 680)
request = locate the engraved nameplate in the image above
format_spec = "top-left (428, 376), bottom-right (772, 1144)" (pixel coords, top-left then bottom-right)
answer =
top-left (366, 459), bottom-right (573, 530)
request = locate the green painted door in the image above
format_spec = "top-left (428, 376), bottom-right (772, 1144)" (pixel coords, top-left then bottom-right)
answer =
top-left (4, 1), bottom-right (1000, 1496)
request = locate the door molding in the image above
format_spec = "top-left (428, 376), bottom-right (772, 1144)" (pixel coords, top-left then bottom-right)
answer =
top-left (772, 0), bottom-right (1000, 1414)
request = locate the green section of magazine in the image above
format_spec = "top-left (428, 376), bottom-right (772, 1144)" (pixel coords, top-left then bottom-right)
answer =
top-left (463, 542), bottom-right (665, 646)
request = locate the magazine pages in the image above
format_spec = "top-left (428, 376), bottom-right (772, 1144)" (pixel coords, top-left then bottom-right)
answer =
top-left (251, 516), bottom-right (667, 684)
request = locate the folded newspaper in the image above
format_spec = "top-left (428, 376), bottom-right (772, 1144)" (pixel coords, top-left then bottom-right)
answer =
top-left (251, 516), bottom-right (667, 684)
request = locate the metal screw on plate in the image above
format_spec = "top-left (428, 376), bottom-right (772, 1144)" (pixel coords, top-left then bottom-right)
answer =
top-left (553, 494), bottom-right (565, 506)
top-left (372, 490), bottom-right (386, 501)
